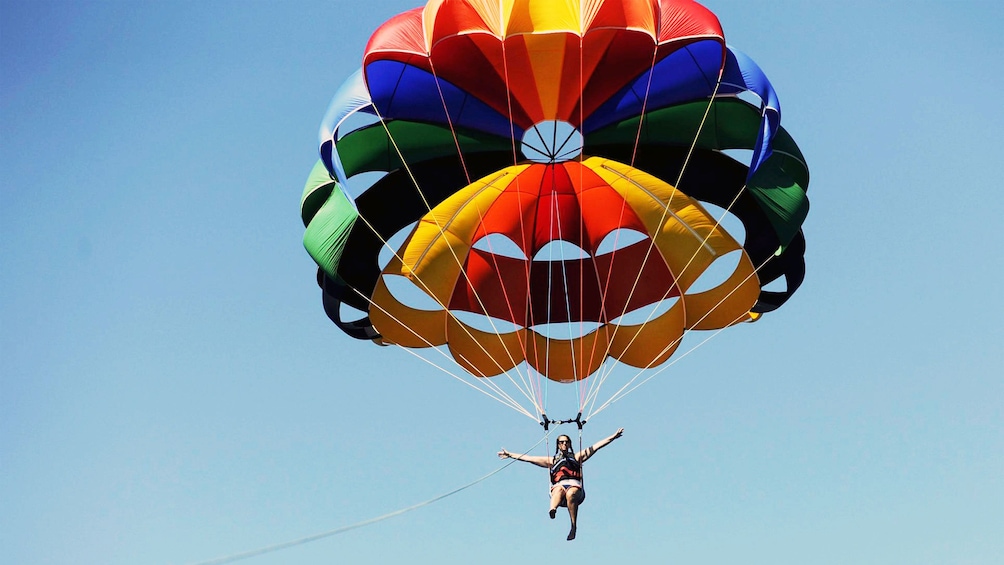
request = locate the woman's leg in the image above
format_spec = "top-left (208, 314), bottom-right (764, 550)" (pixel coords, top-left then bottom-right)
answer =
top-left (549, 486), bottom-right (565, 519)
top-left (564, 487), bottom-right (582, 540)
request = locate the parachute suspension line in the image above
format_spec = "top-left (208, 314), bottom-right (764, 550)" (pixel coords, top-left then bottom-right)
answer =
top-left (541, 425), bottom-right (551, 461)
top-left (538, 167), bottom-right (585, 421)
top-left (577, 427), bottom-right (584, 489)
top-left (550, 163), bottom-right (584, 397)
top-left (395, 344), bottom-right (537, 421)
top-left (341, 176), bottom-right (540, 410)
top-left (584, 186), bottom-right (755, 420)
top-left (586, 72), bottom-right (722, 367)
top-left (577, 29), bottom-right (589, 416)
top-left (493, 23), bottom-right (545, 412)
top-left (347, 205), bottom-right (542, 413)
top-left (495, 25), bottom-right (548, 417)
top-left (587, 251), bottom-right (775, 419)
top-left (588, 76), bottom-right (725, 394)
top-left (675, 70), bottom-right (724, 188)
top-left (567, 27), bottom-right (660, 419)
top-left (582, 169), bottom-right (686, 401)
top-left (596, 184), bottom-right (750, 370)
top-left (188, 436), bottom-right (548, 565)
top-left (642, 249), bottom-right (773, 373)
top-left (630, 44), bottom-right (661, 169)
top-left (583, 39), bottom-right (660, 404)
top-left (498, 17), bottom-right (520, 173)
top-left (543, 165), bottom-right (556, 412)
top-left (427, 56), bottom-right (472, 187)
top-left (444, 169), bottom-right (535, 398)
top-left (364, 106), bottom-right (539, 396)
top-left (583, 356), bottom-right (616, 418)
top-left (606, 76), bottom-right (724, 326)
top-left (676, 186), bottom-right (748, 280)
top-left (429, 31), bottom-right (539, 401)
top-left (580, 190), bottom-right (632, 413)
top-left (424, 59), bottom-right (545, 402)
top-left (586, 162), bottom-right (750, 405)
top-left (368, 105), bottom-right (434, 214)
top-left (585, 168), bottom-right (745, 399)
top-left (589, 308), bottom-right (750, 419)
top-left (534, 369), bottom-right (547, 437)
top-left (346, 285), bottom-right (538, 420)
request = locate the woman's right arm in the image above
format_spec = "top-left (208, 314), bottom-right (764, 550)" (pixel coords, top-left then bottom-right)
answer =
top-left (498, 449), bottom-right (551, 468)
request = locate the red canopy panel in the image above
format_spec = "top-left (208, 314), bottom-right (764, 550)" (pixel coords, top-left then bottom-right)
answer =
top-left (362, 0), bottom-right (725, 128)
top-left (450, 238), bottom-right (675, 326)
top-left (448, 159), bottom-right (676, 325)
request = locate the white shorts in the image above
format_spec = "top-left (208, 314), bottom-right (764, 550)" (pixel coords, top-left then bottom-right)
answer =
top-left (550, 479), bottom-right (585, 505)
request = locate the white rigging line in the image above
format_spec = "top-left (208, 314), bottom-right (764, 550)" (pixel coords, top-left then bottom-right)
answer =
top-left (428, 44), bottom-right (565, 418)
top-left (576, 15), bottom-right (589, 417)
top-left (359, 100), bottom-right (549, 417)
top-left (347, 284), bottom-right (538, 419)
top-left (587, 250), bottom-right (775, 419)
top-left (362, 125), bottom-right (530, 388)
top-left (353, 21), bottom-right (754, 428)
top-left (348, 208), bottom-right (540, 417)
top-left (578, 40), bottom-right (669, 410)
top-left (397, 346), bottom-right (538, 421)
top-left (497, 21), bottom-right (546, 416)
top-left (184, 436), bottom-right (548, 565)
top-left (575, 39), bottom-right (724, 412)
top-left (585, 147), bottom-right (756, 413)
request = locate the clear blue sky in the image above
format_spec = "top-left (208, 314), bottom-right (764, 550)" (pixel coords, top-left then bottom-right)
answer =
top-left (2, 1), bottom-right (1002, 564)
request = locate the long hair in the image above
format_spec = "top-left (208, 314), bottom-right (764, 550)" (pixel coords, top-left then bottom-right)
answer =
top-left (554, 434), bottom-right (574, 460)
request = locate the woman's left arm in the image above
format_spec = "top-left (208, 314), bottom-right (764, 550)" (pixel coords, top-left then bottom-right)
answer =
top-left (578, 428), bottom-right (624, 463)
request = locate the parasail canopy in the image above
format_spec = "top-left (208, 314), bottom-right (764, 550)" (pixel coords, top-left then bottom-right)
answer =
top-left (300, 0), bottom-right (810, 422)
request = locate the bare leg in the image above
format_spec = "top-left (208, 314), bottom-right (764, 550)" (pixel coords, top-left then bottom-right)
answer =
top-left (548, 487), bottom-right (563, 519)
top-left (564, 487), bottom-right (582, 540)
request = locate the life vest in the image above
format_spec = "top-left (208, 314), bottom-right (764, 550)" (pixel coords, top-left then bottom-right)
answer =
top-left (550, 452), bottom-right (583, 484)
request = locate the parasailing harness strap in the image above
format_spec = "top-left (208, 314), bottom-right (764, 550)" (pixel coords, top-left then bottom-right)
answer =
top-left (539, 413), bottom-right (587, 488)
top-left (539, 412), bottom-right (586, 432)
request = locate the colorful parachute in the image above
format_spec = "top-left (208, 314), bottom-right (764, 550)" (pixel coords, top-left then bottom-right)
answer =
top-left (300, 0), bottom-right (809, 399)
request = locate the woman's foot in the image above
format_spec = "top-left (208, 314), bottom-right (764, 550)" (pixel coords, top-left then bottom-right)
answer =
top-left (566, 525), bottom-right (577, 541)
top-left (549, 508), bottom-right (557, 519)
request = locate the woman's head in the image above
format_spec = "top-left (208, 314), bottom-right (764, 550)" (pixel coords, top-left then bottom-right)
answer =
top-left (556, 435), bottom-right (572, 453)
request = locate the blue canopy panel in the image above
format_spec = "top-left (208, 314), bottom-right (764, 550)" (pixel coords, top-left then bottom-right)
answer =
top-left (364, 59), bottom-right (521, 141)
top-left (318, 69), bottom-right (377, 186)
top-left (720, 46), bottom-right (781, 183)
top-left (581, 39), bottom-right (724, 134)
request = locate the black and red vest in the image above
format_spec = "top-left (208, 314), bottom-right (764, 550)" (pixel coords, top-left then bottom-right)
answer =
top-left (550, 453), bottom-right (583, 484)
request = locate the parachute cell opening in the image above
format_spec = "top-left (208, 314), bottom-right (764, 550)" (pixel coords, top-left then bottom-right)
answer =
top-left (379, 221), bottom-right (418, 270)
top-left (687, 250), bottom-right (745, 294)
top-left (595, 229), bottom-right (649, 256)
top-left (521, 120), bottom-right (582, 164)
top-left (472, 234), bottom-right (529, 260)
top-left (532, 240), bottom-right (589, 262)
top-left (383, 274), bottom-right (444, 312)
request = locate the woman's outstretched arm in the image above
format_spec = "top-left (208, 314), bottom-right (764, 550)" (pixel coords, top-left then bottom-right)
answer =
top-left (498, 448), bottom-right (551, 468)
top-left (577, 428), bottom-right (624, 463)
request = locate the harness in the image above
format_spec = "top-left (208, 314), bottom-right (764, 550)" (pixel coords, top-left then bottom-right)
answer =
top-left (549, 452), bottom-right (583, 485)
